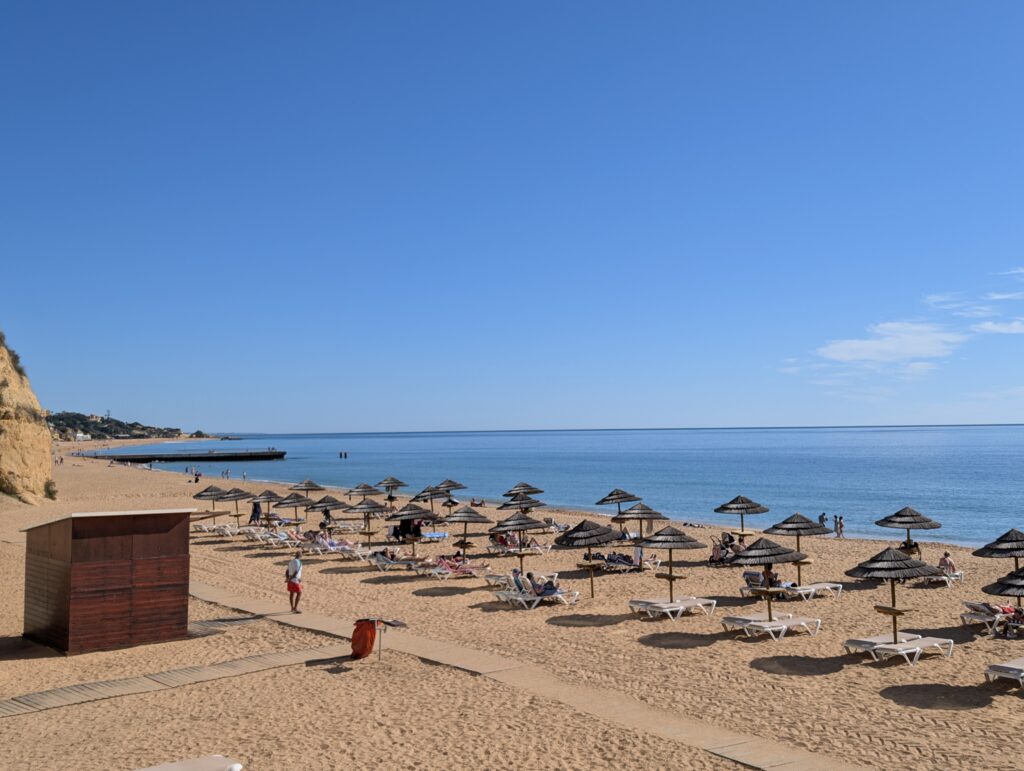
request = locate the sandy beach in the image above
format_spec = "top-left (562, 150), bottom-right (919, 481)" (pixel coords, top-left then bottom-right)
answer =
top-left (2, 444), bottom-right (1022, 769)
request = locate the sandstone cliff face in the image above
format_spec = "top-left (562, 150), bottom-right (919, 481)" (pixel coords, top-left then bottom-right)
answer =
top-left (0, 334), bottom-right (54, 502)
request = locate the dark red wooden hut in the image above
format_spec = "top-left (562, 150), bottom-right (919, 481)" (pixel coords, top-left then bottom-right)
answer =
top-left (22, 509), bottom-right (193, 654)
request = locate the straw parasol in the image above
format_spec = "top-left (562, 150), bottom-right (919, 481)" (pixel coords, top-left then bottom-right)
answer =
top-left (611, 501), bottom-right (667, 538)
top-left (411, 485), bottom-right (447, 514)
top-left (218, 488), bottom-right (255, 524)
top-left (193, 485), bottom-right (228, 522)
top-left (442, 506), bottom-right (492, 557)
top-left (554, 520), bottom-right (619, 598)
top-left (498, 493), bottom-right (546, 513)
top-left (637, 526), bottom-right (705, 602)
top-left (714, 495), bottom-right (769, 536)
top-left (385, 503), bottom-right (437, 556)
top-left (490, 511), bottom-right (548, 573)
top-left (306, 495), bottom-right (346, 515)
top-left (345, 497), bottom-right (387, 546)
top-left (596, 488), bottom-right (642, 518)
top-left (273, 492), bottom-right (314, 523)
top-left (249, 489), bottom-right (282, 522)
top-left (376, 476), bottom-right (407, 491)
top-left (975, 529), bottom-right (1024, 607)
top-left (435, 479), bottom-right (466, 493)
top-left (290, 479), bottom-right (325, 495)
top-left (503, 482), bottom-right (544, 497)
top-left (349, 483), bottom-right (384, 499)
top-left (846, 547), bottom-right (942, 643)
top-left (762, 513), bottom-right (832, 584)
top-left (983, 568), bottom-right (1024, 600)
top-left (875, 507), bottom-right (940, 556)
top-left (728, 538), bottom-right (806, 621)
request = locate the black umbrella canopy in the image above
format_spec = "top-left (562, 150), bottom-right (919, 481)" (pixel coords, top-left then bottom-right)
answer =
top-left (306, 495), bottom-right (346, 512)
top-left (350, 483), bottom-right (384, 497)
top-left (846, 548), bottom-right (942, 580)
top-left (714, 495), bottom-right (769, 515)
top-left (218, 488), bottom-right (255, 502)
top-left (489, 511), bottom-right (547, 533)
top-left (497, 493), bottom-right (546, 511)
top-left (290, 479), bottom-right (325, 494)
top-left (346, 498), bottom-right (387, 515)
top-left (386, 503), bottom-right (436, 522)
top-left (435, 479), bottom-right (467, 492)
top-left (611, 502), bottom-right (668, 524)
top-left (193, 485), bottom-right (228, 501)
top-left (763, 513), bottom-right (831, 538)
top-left (875, 506), bottom-right (941, 531)
top-left (983, 568), bottom-right (1024, 598)
top-left (273, 493), bottom-right (314, 509)
top-left (503, 482), bottom-right (544, 497)
top-left (974, 529), bottom-right (1024, 559)
top-left (250, 490), bottom-right (283, 504)
top-left (411, 486), bottom-right (447, 502)
top-left (441, 498), bottom-right (459, 509)
top-left (637, 526), bottom-right (704, 551)
top-left (444, 506), bottom-right (492, 524)
top-left (376, 476), bottom-right (408, 490)
top-left (554, 519), bottom-right (619, 548)
top-left (596, 488), bottom-right (642, 506)
top-left (728, 538), bottom-right (806, 566)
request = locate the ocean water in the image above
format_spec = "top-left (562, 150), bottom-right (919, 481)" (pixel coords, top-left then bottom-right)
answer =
top-left (101, 425), bottom-right (1024, 546)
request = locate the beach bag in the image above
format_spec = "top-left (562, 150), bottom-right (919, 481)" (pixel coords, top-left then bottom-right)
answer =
top-left (351, 619), bottom-right (377, 659)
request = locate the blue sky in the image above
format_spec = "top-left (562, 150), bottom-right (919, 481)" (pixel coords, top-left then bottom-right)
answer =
top-left (3, 3), bottom-right (1023, 432)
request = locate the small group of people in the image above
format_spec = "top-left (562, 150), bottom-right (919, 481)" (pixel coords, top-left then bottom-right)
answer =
top-left (816, 512), bottom-right (845, 538)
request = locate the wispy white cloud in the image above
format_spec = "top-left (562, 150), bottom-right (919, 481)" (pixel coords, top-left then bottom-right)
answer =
top-left (923, 292), bottom-right (994, 318)
top-left (817, 322), bottom-right (966, 364)
top-left (972, 319), bottom-right (1024, 334)
top-left (984, 291), bottom-right (1024, 301)
top-left (996, 267), bottom-right (1024, 277)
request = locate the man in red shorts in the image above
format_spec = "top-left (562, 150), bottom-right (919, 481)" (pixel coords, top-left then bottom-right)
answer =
top-left (285, 550), bottom-right (303, 613)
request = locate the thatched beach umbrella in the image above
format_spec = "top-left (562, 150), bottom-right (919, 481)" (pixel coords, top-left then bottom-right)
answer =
top-left (637, 526), bottom-right (704, 602)
top-left (498, 493), bottom-right (546, 513)
top-left (411, 485), bottom-right (447, 514)
top-left (611, 501), bottom-right (667, 538)
top-left (218, 488), bottom-right (255, 523)
top-left (729, 538), bottom-right (806, 621)
top-left (290, 479), bottom-right (325, 495)
top-left (435, 479), bottom-right (466, 493)
top-left (345, 497), bottom-right (387, 546)
top-left (983, 568), bottom-right (1024, 601)
top-left (273, 492), bottom-right (314, 523)
top-left (385, 503), bottom-right (437, 556)
top-left (555, 519), bottom-right (619, 598)
top-left (306, 495), bottom-right (346, 516)
top-left (193, 485), bottom-right (228, 522)
top-left (763, 513), bottom-right (832, 585)
top-left (250, 489), bottom-right (282, 523)
top-left (443, 506), bottom-right (492, 557)
top-left (490, 511), bottom-right (548, 574)
top-left (975, 529), bottom-right (1024, 606)
top-left (503, 482), bottom-right (543, 497)
top-left (596, 488), bottom-right (642, 518)
top-left (376, 477), bottom-right (407, 511)
top-left (846, 547), bottom-right (942, 643)
top-left (875, 507), bottom-right (941, 555)
top-left (350, 483), bottom-right (383, 499)
top-left (714, 495), bottom-right (769, 536)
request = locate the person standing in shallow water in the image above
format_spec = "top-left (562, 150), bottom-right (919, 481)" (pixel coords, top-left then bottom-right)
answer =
top-left (836, 516), bottom-right (845, 538)
top-left (285, 551), bottom-right (303, 613)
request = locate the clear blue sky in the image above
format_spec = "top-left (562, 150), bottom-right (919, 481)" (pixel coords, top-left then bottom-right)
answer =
top-left (3, 3), bottom-right (1023, 432)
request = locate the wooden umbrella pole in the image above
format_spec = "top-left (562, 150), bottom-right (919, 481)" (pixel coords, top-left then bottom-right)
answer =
top-left (463, 522), bottom-right (469, 558)
top-left (668, 549), bottom-right (675, 603)
top-left (1018, 557), bottom-right (1022, 607)
top-left (890, 579), bottom-right (898, 644)
top-left (766, 591), bottom-right (774, 623)
top-left (587, 546), bottom-right (595, 598)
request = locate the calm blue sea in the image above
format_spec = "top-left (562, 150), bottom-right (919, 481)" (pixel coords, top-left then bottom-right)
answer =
top-left (103, 426), bottom-right (1024, 546)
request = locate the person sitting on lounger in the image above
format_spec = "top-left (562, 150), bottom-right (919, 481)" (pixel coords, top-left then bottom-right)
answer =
top-left (709, 541), bottom-right (727, 565)
top-left (938, 552), bottom-right (958, 574)
top-left (993, 606), bottom-right (1024, 637)
top-left (526, 572), bottom-right (559, 597)
top-left (512, 568), bottom-right (527, 593)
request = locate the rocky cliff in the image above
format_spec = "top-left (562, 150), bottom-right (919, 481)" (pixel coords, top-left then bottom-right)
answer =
top-left (0, 331), bottom-right (54, 502)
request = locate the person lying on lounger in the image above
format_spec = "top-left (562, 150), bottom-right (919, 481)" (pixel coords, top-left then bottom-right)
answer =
top-left (526, 572), bottom-right (560, 596)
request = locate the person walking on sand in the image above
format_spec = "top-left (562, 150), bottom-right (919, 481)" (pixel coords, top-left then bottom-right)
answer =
top-left (836, 516), bottom-right (845, 538)
top-left (285, 551), bottom-right (303, 613)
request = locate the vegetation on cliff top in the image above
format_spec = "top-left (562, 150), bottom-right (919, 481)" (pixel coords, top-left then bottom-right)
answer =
top-left (47, 412), bottom-right (182, 440)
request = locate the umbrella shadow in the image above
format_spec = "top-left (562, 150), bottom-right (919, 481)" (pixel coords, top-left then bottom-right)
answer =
top-left (362, 574), bottom-right (418, 585)
top-left (880, 683), bottom-right (994, 710)
top-left (546, 613), bottom-right (633, 628)
top-left (469, 600), bottom-right (518, 613)
top-left (708, 595), bottom-right (758, 609)
top-left (214, 545), bottom-right (260, 553)
top-left (320, 565), bottom-right (368, 576)
top-left (638, 631), bottom-right (729, 650)
top-left (412, 586), bottom-right (477, 598)
top-left (552, 568), bottom-right (602, 580)
top-left (903, 624), bottom-right (978, 644)
top-left (837, 580), bottom-right (882, 593)
top-left (243, 551), bottom-right (289, 560)
top-left (750, 655), bottom-right (848, 677)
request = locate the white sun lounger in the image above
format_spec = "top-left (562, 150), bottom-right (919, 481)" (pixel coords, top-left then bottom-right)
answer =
top-left (959, 601), bottom-right (1009, 634)
top-left (843, 632), bottom-right (922, 655)
top-left (984, 657), bottom-right (1024, 686)
top-left (496, 588), bottom-right (580, 609)
top-left (922, 570), bottom-right (964, 587)
top-left (629, 597), bottom-right (716, 618)
top-left (743, 616), bottom-right (822, 640)
top-left (136, 755), bottom-right (243, 771)
top-left (721, 611), bottom-right (793, 633)
top-left (869, 636), bottom-right (954, 666)
top-left (783, 582), bottom-right (844, 601)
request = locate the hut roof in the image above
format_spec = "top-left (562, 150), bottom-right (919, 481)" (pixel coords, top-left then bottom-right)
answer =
top-left (846, 547), bottom-right (943, 580)
top-left (714, 495), bottom-right (769, 515)
top-left (611, 502), bottom-right (668, 523)
top-left (386, 503), bottom-right (436, 521)
top-left (595, 488), bottom-right (642, 506)
top-left (489, 511), bottom-right (547, 533)
top-left (273, 493), bottom-right (314, 508)
top-left (290, 479), bottom-right (325, 493)
top-left (637, 526), bottom-right (704, 551)
top-left (554, 519), bottom-right (619, 548)
top-left (728, 537), bottom-right (805, 565)
top-left (973, 529), bottom-right (1024, 559)
top-left (443, 506), bottom-right (492, 524)
top-left (349, 483), bottom-right (383, 496)
top-left (983, 568), bottom-right (1024, 598)
top-left (763, 513), bottom-right (831, 537)
top-left (497, 493), bottom-right (546, 511)
top-left (217, 488), bottom-right (254, 502)
top-left (376, 477), bottom-right (408, 489)
top-left (345, 498), bottom-right (386, 514)
top-left (192, 485), bottom-right (228, 500)
top-left (435, 479), bottom-right (466, 492)
top-left (306, 495), bottom-right (346, 512)
top-left (874, 506), bottom-right (941, 531)
top-left (503, 482), bottom-right (544, 497)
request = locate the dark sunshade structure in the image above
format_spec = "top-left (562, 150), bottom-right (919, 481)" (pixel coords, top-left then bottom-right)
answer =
top-left (218, 488), bottom-right (255, 523)
top-left (503, 482), bottom-right (544, 497)
top-left (983, 568), bottom-right (1024, 601)
top-left (846, 547), bottom-right (942, 643)
top-left (350, 483), bottom-right (384, 499)
top-left (376, 476), bottom-right (408, 491)
top-left (290, 479), bottom-right (325, 495)
top-left (411, 485), bottom-right (447, 514)
top-left (435, 479), bottom-right (466, 493)
top-left (306, 495), bottom-right (347, 514)
top-left (762, 513), bottom-right (832, 585)
top-left (975, 529), bottom-right (1024, 606)
top-left (249, 490), bottom-right (282, 523)
top-left (611, 502), bottom-right (668, 538)
top-left (714, 495), bottom-right (769, 536)
top-left (637, 526), bottom-right (705, 602)
top-left (193, 485), bottom-right (228, 522)
top-left (555, 519), bottom-right (619, 598)
top-left (273, 493), bottom-right (314, 523)
top-left (490, 511), bottom-right (548, 574)
top-left (443, 506), bottom-right (492, 557)
top-left (729, 538), bottom-right (806, 621)
top-left (596, 489), bottom-right (642, 518)
top-left (345, 497), bottom-right (387, 546)
top-left (875, 507), bottom-right (941, 556)
top-left (498, 493), bottom-right (546, 513)
top-left (385, 503), bottom-right (437, 556)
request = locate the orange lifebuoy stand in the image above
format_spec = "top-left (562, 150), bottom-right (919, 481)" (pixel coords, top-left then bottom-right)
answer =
top-left (351, 619), bottom-right (377, 659)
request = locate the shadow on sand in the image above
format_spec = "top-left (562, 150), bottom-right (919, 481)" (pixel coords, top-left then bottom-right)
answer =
top-left (546, 613), bottom-right (634, 628)
top-left (413, 586), bottom-right (477, 598)
top-left (880, 683), bottom-right (994, 710)
top-left (637, 631), bottom-right (727, 650)
top-left (750, 654), bottom-right (848, 677)
top-left (0, 636), bottom-right (59, 662)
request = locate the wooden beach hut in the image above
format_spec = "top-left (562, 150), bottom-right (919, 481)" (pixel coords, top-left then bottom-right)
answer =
top-left (22, 509), bottom-right (194, 654)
